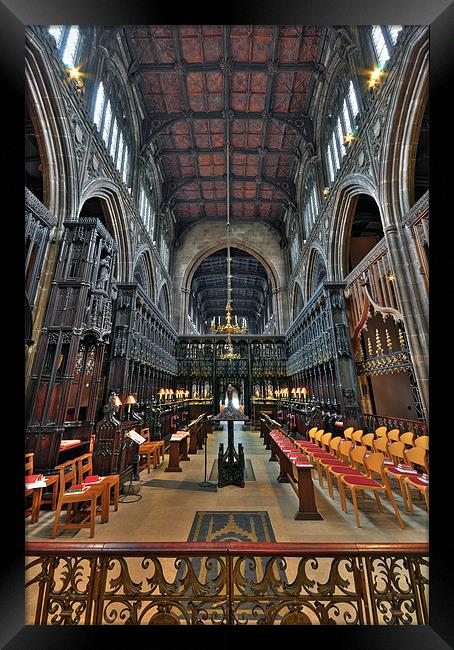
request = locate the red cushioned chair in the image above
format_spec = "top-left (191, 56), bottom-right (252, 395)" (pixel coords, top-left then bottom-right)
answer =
top-left (338, 452), bottom-right (405, 529)
top-left (383, 441), bottom-right (417, 512)
top-left (327, 443), bottom-right (368, 506)
top-left (404, 446), bottom-right (429, 513)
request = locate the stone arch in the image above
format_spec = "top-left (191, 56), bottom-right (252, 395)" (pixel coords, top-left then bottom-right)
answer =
top-left (305, 246), bottom-right (328, 302)
top-left (25, 31), bottom-right (79, 220)
top-left (326, 174), bottom-right (380, 281)
top-left (379, 27), bottom-right (429, 220)
top-left (79, 179), bottom-right (133, 283)
top-left (157, 283), bottom-right (171, 321)
top-left (133, 247), bottom-right (156, 301)
top-left (179, 238), bottom-right (283, 335)
top-left (291, 281), bottom-right (304, 320)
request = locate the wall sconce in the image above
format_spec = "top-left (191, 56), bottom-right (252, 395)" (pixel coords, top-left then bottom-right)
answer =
top-left (387, 272), bottom-right (395, 282)
top-left (322, 187), bottom-right (329, 199)
top-left (125, 394), bottom-right (137, 419)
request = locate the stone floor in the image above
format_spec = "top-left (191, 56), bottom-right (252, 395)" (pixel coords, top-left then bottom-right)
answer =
top-left (25, 426), bottom-right (428, 544)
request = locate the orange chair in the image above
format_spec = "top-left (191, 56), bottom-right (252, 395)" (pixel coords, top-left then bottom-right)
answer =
top-left (387, 429), bottom-right (401, 443)
top-left (352, 429), bottom-right (364, 445)
top-left (343, 427), bottom-right (354, 441)
top-left (400, 431), bottom-right (414, 448)
top-left (51, 460), bottom-right (105, 538)
top-left (414, 435), bottom-right (429, 451)
top-left (338, 452), bottom-right (405, 529)
top-left (327, 441), bottom-right (367, 503)
top-left (404, 447), bottom-right (429, 512)
top-left (77, 453), bottom-right (119, 512)
top-left (307, 432), bottom-right (333, 487)
top-left (375, 426), bottom-right (388, 439)
top-left (315, 437), bottom-right (347, 495)
top-left (384, 441), bottom-right (416, 512)
top-left (373, 435), bottom-right (391, 458)
top-left (362, 433), bottom-right (375, 454)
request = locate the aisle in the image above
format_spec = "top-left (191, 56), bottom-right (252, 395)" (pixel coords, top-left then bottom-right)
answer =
top-left (25, 425), bottom-right (428, 543)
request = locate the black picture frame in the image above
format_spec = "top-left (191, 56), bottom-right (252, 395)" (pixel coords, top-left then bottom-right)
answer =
top-left (6, 0), bottom-right (452, 646)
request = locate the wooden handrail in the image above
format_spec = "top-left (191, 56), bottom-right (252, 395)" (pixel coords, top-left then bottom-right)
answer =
top-left (26, 541), bottom-right (428, 558)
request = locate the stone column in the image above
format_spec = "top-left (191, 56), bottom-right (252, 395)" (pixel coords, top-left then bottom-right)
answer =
top-left (384, 224), bottom-right (429, 419)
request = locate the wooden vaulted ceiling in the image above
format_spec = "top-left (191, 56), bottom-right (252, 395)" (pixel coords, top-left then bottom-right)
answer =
top-left (191, 247), bottom-right (270, 322)
top-left (125, 25), bottom-right (326, 234)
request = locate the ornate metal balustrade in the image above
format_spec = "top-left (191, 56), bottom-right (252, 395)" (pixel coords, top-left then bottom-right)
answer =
top-left (363, 413), bottom-right (428, 437)
top-left (25, 542), bottom-right (428, 625)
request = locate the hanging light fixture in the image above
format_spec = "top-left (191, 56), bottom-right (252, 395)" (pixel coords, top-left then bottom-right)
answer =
top-left (210, 110), bottom-right (247, 360)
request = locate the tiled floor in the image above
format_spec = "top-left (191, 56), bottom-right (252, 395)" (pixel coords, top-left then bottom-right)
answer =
top-left (25, 426), bottom-right (429, 543)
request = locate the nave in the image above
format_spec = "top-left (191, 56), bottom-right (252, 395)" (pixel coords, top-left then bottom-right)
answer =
top-left (25, 424), bottom-right (427, 544)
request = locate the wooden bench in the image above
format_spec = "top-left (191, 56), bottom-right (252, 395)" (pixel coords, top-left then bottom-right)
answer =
top-left (269, 430), bottom-right (323, 521)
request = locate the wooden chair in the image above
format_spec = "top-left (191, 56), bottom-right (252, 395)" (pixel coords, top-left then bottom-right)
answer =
top-left (339, 452), bottom-right (405, 529)
top-left (404, 447), bottom-right (429, 512)
top-left (343, 427), bottom-right (354, 441)
top-left (414, 435), bottom-right (429, 451)
top-left (141, 428), bottom-right (150, 442)
top-left (315, 437), bottom-right (346, 494)
top-left (327, 441), bottom-right (367, 503)
top-left (362, 433), bottom-right (375, 454)
top-left (400, 431), bottom-right (414, 448)
top-left (25, 453), bottom-right (42, 524)
top-left (313, 430), bottom-right (325, 447)
top-left (352, 429), bottom-right (364, 445)
top-left (384, 441), bottom-right (415, 511)
top-left (307, 432), bottom-right (332, 486)
top-left (51, 460), bottom-right (105, 538)
top-left (77, 453), bottom-right (119, 511)
top-left (149, 440), bottom-right (165, 467)
top-left (307, 426), bottom-right (318, 440)
top-left (308, 427), bottom-right (318, 444)
top-left (373, 435), bottom-right (391, 458)
top-left (387, 429), bottom-right (401, 443)
top-left (25, 453), bottom-right (33, 475)
top-left (375, 426), bottom-right (388, 439)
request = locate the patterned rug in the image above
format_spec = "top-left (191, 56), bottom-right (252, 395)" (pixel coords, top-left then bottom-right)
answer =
top-left (208, 459), bottom-right (256, 482)
top-left (181, 511), bottom-right (287, 607)
top-left (188, 511), bottom-right (274, 543)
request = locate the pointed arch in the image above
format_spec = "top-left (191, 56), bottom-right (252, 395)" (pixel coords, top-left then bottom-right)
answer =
top-left (79, 179), bottom-right (133, 283)
top-left (378, 27), bottom-right (429, 219)
top-left (326, 174), bottom-right (380, 280)
top-left (305, 246), bottom-right (328, 302)
top-left (291, 281), bottom-right (304, 320)
top-left (157, 283), bottom-right (171, 321)
top-left (133, 247), bottom-right (156, 301)
top-left (26, 30), bottom-right (79, 220)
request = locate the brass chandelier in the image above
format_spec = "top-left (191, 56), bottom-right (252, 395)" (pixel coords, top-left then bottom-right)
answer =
top-left (210, 112), bottom-right (247, 360)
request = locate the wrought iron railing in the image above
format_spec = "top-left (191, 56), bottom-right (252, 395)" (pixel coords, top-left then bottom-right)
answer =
top-left (363, 413), bottom-right (428, 437)
top-left (25, 541), bottom-right (428, 625)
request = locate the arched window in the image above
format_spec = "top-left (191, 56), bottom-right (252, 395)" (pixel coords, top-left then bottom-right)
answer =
top-left (91, 78), bottom-right (132, 187)
top-left (48, 25), bottom-right (81, 69)
top-left (302, 166), bottom-right (320, 238)
top-left (323, 79), bottom-right (361, 186)
top-left (138, 182), bottom-right (155, 237)
top-left (370, 25), bottom-right (403, 68)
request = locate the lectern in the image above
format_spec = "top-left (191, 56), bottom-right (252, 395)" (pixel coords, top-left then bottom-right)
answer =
top-left (213, 384), bottom-right (247, 488)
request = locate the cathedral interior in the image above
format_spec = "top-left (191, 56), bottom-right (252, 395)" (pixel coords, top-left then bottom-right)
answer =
top-left (24, 24), bottom-right (429, 626)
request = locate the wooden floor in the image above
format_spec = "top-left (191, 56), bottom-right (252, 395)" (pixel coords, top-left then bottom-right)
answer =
top-left (25, 426), bottom-right (428, 544)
